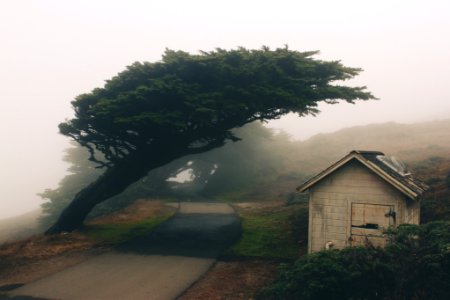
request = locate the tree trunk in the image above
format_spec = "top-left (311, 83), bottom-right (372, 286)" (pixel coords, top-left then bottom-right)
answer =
top-left (45, 146), bottom-right (183, 234)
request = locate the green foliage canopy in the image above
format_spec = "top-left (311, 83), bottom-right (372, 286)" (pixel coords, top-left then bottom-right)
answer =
top-left (60, 47), bottom-right (374, 167)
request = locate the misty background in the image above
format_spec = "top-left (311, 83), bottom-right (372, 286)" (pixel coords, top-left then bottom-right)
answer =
top-left (1, 0), bottom-right (450, 220)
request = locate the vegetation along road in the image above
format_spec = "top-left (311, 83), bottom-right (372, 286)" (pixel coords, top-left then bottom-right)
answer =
top-left (6, 202), bottom-right (241, 300)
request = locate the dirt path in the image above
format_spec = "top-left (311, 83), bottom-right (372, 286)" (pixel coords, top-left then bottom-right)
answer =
top-left (4, 203), bottom-right (241, 300)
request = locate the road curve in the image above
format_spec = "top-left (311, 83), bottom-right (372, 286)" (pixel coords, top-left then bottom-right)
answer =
top-left (6, 202), bottom-right (241, 300)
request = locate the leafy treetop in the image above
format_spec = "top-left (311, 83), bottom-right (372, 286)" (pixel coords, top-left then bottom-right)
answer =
top-left (60, 46), bottom-right (375, 167)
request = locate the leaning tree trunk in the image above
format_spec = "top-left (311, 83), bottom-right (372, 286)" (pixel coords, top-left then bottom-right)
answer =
top-left (45, 146), bottom-right (184, 234)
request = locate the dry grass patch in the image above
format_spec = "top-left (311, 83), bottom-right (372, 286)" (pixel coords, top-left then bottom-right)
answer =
top-left (0, 200), bottom-right (175, 287)
top-left (179, 259), bottom-right (280, 300)
top-left (88, 199), bottom-right (173, 225)
top-left (0, 232), bottom-right (101, 287)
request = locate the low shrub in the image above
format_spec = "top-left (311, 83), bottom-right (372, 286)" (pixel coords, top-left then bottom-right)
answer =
top-left (258, 221), bottom-right (450, 300)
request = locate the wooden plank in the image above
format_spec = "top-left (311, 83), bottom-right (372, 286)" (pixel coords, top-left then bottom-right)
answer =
top-left (329, 179), bottom-right (388, 189)
top-left (325, 219), bottom-right (347, 227)
top-left (311, 244), bottom-right (324, 252)
top-left (325, 225), bottom-right (346, 234)
top-left (351, 235), bottom-right (387, 248)
top-left (351, 213), bottom-right (390, 225)
top-left (323, 206), bottom-right (347, 214)
top-left (312, 211), bottom-right (324, 219)
top-left (312, 218), bottom-right (347, 228)
top-left (316, 185), bottom-right (391, 195)
top-left (351, 227), bottom-right (385, 236)
top-left (325, 233), bottom-right (347, 240)
top-left (314, 198), bottom-right (348, 207)
top-left (351, 203), bottom-right (393, 227)
top-left (321, 212), bottom-right (347, 221)
top-left (315, 185), bottom-right (402, 198)
top-left (348, 194), bottom-right (397, 203)
top-left (312, 218), bottom-right (325, 225)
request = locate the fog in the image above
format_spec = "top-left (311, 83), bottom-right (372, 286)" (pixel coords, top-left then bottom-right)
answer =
top-left (1, 0), bottom-right (449, 220)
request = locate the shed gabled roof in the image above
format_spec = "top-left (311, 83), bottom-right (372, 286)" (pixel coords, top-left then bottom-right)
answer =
top-left (296, 150), bottom-right (429, 200)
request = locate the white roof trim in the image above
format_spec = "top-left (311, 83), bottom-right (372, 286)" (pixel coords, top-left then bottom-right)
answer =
top-left (297, 152), bottom-right (419, 199)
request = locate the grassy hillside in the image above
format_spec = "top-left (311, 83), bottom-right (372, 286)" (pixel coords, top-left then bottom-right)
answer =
top-left (292, 119), bottom-right (450, 174)
top-left (411, 157), bottom-right (450, 222)
top-left (231, 119), bottom-right (450, 204)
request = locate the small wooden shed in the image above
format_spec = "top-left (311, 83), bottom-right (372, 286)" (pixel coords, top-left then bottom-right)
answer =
top-left (297, 150), bottom-right (428, 253)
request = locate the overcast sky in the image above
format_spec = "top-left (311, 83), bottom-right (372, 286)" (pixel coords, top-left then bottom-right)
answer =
top-left (1, 0), bottom-right (449, 219)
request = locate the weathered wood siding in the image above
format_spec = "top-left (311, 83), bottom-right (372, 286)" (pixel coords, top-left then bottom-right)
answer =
top-left (308, 160), bottom-right (418, 253)
top-left (404, 198), bottom-right (420, 224)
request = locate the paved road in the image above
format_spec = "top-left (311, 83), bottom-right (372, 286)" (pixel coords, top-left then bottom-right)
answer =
top-left (5, 203), bottom-right (241, 300)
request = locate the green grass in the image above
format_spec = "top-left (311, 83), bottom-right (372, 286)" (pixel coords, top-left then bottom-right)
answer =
top-left (226, 205), bottom-right (308, 260)
top-left (82, 214), bottom-right (173, 245)
top-left (213, 183), bottom-right (263, 203)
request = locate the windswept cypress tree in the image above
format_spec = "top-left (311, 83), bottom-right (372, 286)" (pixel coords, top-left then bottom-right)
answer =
top-left (47, 46), bottom-right (375, 233)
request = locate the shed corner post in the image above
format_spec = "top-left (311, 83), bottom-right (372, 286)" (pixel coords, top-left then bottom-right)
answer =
top-left (308, 189), bottom-right (313, 253)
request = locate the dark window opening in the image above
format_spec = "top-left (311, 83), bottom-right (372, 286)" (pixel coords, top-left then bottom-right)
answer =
top-left (352, 223), bottom-right (379, 229)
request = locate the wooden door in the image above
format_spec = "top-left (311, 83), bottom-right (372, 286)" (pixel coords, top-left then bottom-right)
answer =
top-left (350, 203), bottom-right (395, 247)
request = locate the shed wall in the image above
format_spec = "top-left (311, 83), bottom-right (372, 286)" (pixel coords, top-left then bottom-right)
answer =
top-left (405, 199), bottom-right (420, 224)
top-left (308, 160), bottom-right (414, 253)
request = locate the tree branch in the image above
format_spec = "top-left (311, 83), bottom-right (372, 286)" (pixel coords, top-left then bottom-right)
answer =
top-left (186, 139), bottom-right (227, 155)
